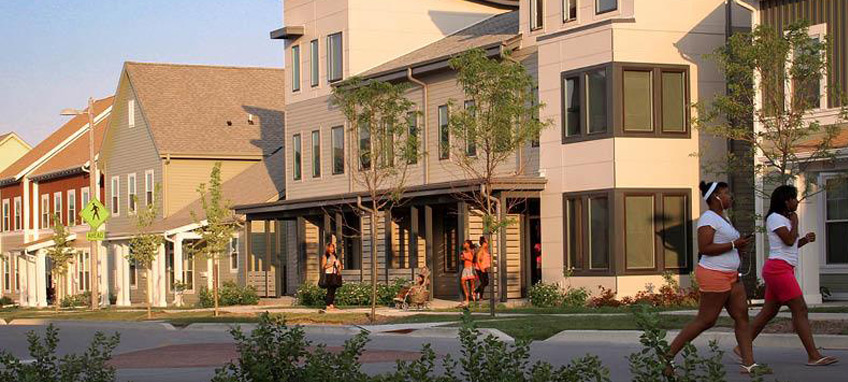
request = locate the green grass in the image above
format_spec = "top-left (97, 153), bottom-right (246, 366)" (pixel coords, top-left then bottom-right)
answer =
top-left (435, 304), bottom-right (698, 315)
top-left (808, 306), bottom-right (848, 313)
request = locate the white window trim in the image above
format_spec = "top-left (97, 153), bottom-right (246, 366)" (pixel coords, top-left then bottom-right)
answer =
top-left (111, 176), bottom-right (120, 216)
top-left (312, 129), bottom-right (322, 179)
top-left (229, 236), bottom-right (240, 273)
top-left (41, 194), bottom-right (50, 229)
top-left (128, 173), bottom-right (137, 215)
top-left (819, 172), bottom-right (848, 272)
top-left (783, 24), bottom-right (828, 112)
top-left (2, 256), bottom-right (10, 292)
top-left (183, 255), bottom-right (195, 294)
top-left (530, 0), bottom-right (544, 31)
top-left (128, 99), bottom-right (135, 128)
top-left (1, 199), bottom-right (8, 232)
top-left (292, 44), bottom-right (301, 92)
top-left (81, 187), bottom-right (90, 210)
top-left (562, 0), bottom-right (577, 23)
top-left (53, 192), bottom-right (63, 226)
top-left (13, 196), bottom-right (21, 231)
top-left (144, 169), bottom-right (154, 206)
top-left (67, 189), bottom-right (77, 226)
top-left (310, 39), bottom-right (320, 88)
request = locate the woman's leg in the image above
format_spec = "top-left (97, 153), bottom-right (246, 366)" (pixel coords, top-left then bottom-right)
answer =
top-left (461, 279), bottom-right (470, 304)
top-left (325, 286), bottom-right (336, 309)
top-left (785, 296), bottom-right (825, 362)
top-left (725, 281), bottom-right (754, 366)
top-left (750, 299), bottom-right (781, 341)
top-left (668, 291), bottom-right (728, 358)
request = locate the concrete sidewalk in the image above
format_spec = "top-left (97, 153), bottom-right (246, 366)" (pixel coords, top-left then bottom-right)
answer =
top-left (546, 329), bottom-right (848, 350)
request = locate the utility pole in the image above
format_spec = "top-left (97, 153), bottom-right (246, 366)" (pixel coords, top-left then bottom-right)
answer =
top-left (86, 97), bottom-right (100, 310)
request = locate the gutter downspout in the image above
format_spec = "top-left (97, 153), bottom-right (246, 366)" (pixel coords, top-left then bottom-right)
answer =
top-left (407, 68), bottom-right (429, 184)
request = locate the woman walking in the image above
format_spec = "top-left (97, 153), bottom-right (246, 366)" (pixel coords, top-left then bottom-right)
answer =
top-left (321, 241), bottom-right (343, 311)
top-left (474, 236), bottom-right (491, 301)
top-left (460, 239), bottom-right (477, 306)
top-left (666, 181), bottom-right (767, 375)
top-left (735, 185), bottom-right (837, 366)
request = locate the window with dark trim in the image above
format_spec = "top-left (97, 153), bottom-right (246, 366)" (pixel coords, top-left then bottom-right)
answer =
top-left (438, 105), bottom-right (450, 160)
top-left (332, 126), bottom-right (344, 174)
top-left (464, 100), bottom-right (477, 156)
top-left (597, 0), bottom-right (617, 14)
top-left (292, 134), bottom-right (302, 180)
top-left (291, 45), bottom-right (301, 92)
top-left (531, 85), bottom-right (540, 147)
top-left (310, 39), bottom-right (319, 87)
top-left (530, 0), bottom-right (544, 30)
top-left (563, 0), bottom-right (577, 22)
top-left (563, 191), bottom-right (611, 273)
top-left (407, 112), bottom-right (419, 164)
top-left (587, 69), bottom-right (608, 134)
top-left (311, 130), bottom-right (321, 178)
top-left (380, 121), bottom-right (394, 168)
top-left (327, 32), bottom-right (343, 83)
top-left (359, 122), bottom-right (371, 170)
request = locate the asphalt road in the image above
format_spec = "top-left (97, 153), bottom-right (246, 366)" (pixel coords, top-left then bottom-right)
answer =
top-left (1, 323), bottom-right (846, 382)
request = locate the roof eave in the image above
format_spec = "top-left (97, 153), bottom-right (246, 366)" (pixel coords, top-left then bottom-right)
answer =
top-left (270, 26), bottom-right (305, 40)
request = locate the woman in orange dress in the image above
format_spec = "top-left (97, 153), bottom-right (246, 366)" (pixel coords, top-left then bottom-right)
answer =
top-left (460, 240), bottom-right (476, 306)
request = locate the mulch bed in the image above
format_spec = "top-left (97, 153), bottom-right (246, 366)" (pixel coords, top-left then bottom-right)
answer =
top-left (761, 319), bottom-right (848, 335)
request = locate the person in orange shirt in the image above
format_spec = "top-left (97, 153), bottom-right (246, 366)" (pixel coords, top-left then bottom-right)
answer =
top-left (460, 240), bottom-right (477, 306)
top-left (474, 236), bottom-right (491, 301)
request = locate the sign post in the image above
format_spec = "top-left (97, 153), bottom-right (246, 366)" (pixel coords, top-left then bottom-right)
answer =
top-left (81, 199), bottom-right (110, 241)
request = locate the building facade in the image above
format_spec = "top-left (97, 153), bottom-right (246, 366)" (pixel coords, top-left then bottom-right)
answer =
top-left (0, 133), bottom-right (31, 173)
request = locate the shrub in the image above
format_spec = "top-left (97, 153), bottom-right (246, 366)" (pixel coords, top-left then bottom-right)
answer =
top-left (298, 279), bottom-right (410, 307)
top-left (335, 282), bottom-right (372, 306)
top-left (588, 286), bottom-right (621, 308)
top-left (60, 291), bottom-right (91, 308)
top-left (295, 283), bottom-right (326, 307)
top-left (197, 283), bottom-right (260, 308)
top-left (198, 286), bottom-right (214, 308)
top-left (528, 282), bottom-right (562, 308)
top-left (562, 286), bottom-right (590, 307)
top-left (377, 278), bottom-right (410, 306)
top-left (0, 296), bottom-right (13, 306)
top-left (0, 324), bottom-right (120, 382)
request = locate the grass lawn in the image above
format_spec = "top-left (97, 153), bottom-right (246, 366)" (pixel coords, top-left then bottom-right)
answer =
top-left (808, 306), bottom-right (848, 314)
top-left (440, 304), bottom-right (698, 315)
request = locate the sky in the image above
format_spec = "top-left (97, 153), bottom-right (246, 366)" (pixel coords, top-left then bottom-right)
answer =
top-left (0, 0), bottom-right (284, 147)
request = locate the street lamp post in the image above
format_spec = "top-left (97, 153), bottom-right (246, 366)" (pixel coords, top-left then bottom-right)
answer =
top-left (61, 97), bottom-right (100, 310)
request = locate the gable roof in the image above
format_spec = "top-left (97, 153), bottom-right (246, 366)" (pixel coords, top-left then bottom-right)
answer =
top-left (142, 148), bottom-right (285, 235)
top-left (359, 11), bottom-right (519, 79)
top-left (124, 62), bottom-right (285, 157)
top-left (30, 112), bottom-right (111, 180)
top-left (0, 96), bottom-right (114, 183)
top-left (0, 132), bottom-right (31, 149)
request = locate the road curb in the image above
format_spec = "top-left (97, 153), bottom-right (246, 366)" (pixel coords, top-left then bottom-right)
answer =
top-left (545, 329), bottom-right (848, 349)
top-left (8, 319), bottom-right (176, 331)
top-left (182, 323), bottom-right (362, 335)
top-left (382, 327), bottom-right (514, 342)
top-left (0, 318), bottom-right (6, 325)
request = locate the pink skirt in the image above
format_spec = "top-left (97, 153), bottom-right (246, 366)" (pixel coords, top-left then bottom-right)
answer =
top-left (762, 258), bottom-right (802, 303)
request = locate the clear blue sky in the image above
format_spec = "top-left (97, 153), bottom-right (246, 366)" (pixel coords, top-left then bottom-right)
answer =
top-left (0, 0), bottom-right (283, 147)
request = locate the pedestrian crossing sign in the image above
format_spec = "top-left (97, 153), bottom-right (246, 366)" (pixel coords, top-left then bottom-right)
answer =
top-left (81, 199), bottom-right (110, 229)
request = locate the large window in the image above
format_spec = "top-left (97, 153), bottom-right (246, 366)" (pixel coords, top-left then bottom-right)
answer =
top-left (67, 190), bottom-right (76, 226)
top-left (291, 45), bottom-right (301, 92)
top-left (623, 70), bottom-right (653, 132)
top-left (81, 187), bottom-right (90, 211)
top-left (359, 123), bottom-right (371, 170)
top-left (327, 32), bottom-right (343, 83)
top-left (825, 177), bottom-right (848, 265)
top-left (597, 0), bottom-right (617, 14)
top-left (312, 130), bottom-right (321, 178)
top-left (111, 176), bottom-right (120, 215)
top-left (588, 196), bottom-right (609, 269)
top-left (128, 173), bottom-right (137, 214)
top-left (438, 105), bottom-right (450, 160)
top-left (41, 194), bottom-right (50, 228)
top-left (183, 252), bottom-right (194, 291)
top-left (407, 112), bottom-right (419, 164)
top-left (230, 237), bottom-right (239, 272)
top-left (564, 198), bottom-right (582, 269)
top-left (563, 76), bottom-right (581, 138)
top-left (310, 39), bottom-right (319, 87)
top-left (623, 66), bottom-right (689, 134)
top-left (54, 193), bottom-right (63, 225)
top-left (380, 121), bottom-right (395, 167)
top-left (76, 251), bottom-right (90, 292)
top-left (792, 36), bottom-right (823, 110)
top-left (530, 0), bottom-right (544, 30)
top-left (292, 134), bottom-right (302, 180)
top-left (624, 195), bottom-right (655, 269)
top-left (332, 126), bottom-right (344, 174)
top-left (661, 71), bottom-right (687, 132)
top-left (13, 197), bottom-right (21, 230)
top-left (464, 100), bottom-right (477, 157)
top-left (2, 256), bottom-right (10, 291)
top-left (563, 0), bottom-right (577, 22)
top-left (587, 69), bottom-right (608, 134)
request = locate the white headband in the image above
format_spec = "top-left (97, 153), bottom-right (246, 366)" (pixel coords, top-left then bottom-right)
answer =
top-left (703, 182), bottom-right (719, 202)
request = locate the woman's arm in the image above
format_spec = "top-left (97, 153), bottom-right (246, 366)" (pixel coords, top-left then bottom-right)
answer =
top-left (798, 232), bottom-right (816, 248)
top-left (698, 226), bottom-right (749, 256)
top-left (773, 213), bottom-right (799, 246)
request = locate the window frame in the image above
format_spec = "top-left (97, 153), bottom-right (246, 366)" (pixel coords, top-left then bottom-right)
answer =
top-left (292, 134), bottom-right (302, 181)
top-left (821, 173), bottom-right (848, 270)
top-left (2, 256), bottom-right (10, 292)
top-left (76, 251), bottom-right (90, 292)
top-left (67, 190), bottom-right (77, 226)
top-left (230, 237), bottom-right (240, 273)
top-left (310, 39), bottom-right (319, 87)
top-left (406, 112), bottom-right (419, 164)
top-left (438, 104), bottom-right (450, 160)
top-left (144, 170), bottom-right (154, 206)
top-left (562, 0), bottom-right (577, 23)
top-left (53, 192), bottom-right (63, 226)
top-left (111, 176), bottom-right (120, 216)
top-left (127, 173), bottom-right (137, 215)
top-left (596, 0), bottom-right (617, 14)
top-left (13, 196), bottom-right (21, 230)
top-left (41, 194), bottom-right (50, 229)
top-left (327, 32), bottom-right (343, 83)
top-left (1, 199), bottom-right (8, 232)
top-left (312, 129), bottom-right (321, 178)
top-left (530, 0), bottom-right (545, 31)
top-left (331, 126), bottom-right (345, 175)
top-left (81, 187), bottom-right (90, 212)
top-left (788, 24), bottom-right (828, 111)
top-left (291, 44), bottom-right (301, 92)
top-left (463, 100), bottom-right (477, 157)
top-left (618, 189), bottom-right (691, 275)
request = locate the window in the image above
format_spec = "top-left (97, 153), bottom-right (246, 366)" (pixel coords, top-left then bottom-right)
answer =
top-left (291, 45), bottom-right (301, 92)
top-left (662, 194), bottom-right (689, 269)
top-left (825, 177), bottom-right (848, 265)
top-left (128, 173), bottom-right (137, 214)
top-left (407, 112), bottom-right (419, 164)
top-left (1, 199), bottom-right (8, 232)
top-left (380, 121), bottom-right (394, 167)
top-left (310, 39), bottom-right (319, 87)
top-left (530, 0), bottom-right (544, 30)
top-left (81, 187), bottom-right (90, 210)
top-left (312, 130), bottom-right (321, 178)
top-left (111, 176), bottom-right (120, 215)
top-left (183, 252), bottom-right (194, 291)
top-left (661, 71), bottom-right (687, 132)
top-left (129, 259), bottom-right (137, 288)
top-left (563, 76), bottom-right (581, 138)
top-left (564, 198), bottom-right (582, 269)
top-left (67, 190), bottom-right (76, 226)
top-left (792, 36), bottom-right (823, 110)
top-left (54, 193), bottom-right (63, 225)
top-left (359, 123), bottom-right (371, 170)
top-left (145, 170), bottom-right (154, 205)
top-left (563, 0), bottom-right (577, 22)
top-left (586, 69), bottom-right (608, 134)
top-left (597, 0), bottom-right (617, 14)
top-left (588, 196), bottom-right (609, 269)
top-left (41, 194), bottom-right (50, 228)
top-left (2, 256), bottom-right (10, 291)
top-left (292, 134), bottom-right (302, 180)
top-left (531, 85), bottom-right (540, 147)
top-left (624, 195), bottom-right (655, 269)
top-left (332, 126), bottom-right (345, 174)
top-left (76, 251), bottom-right (90, 292)
top-left (128, 99), bottom-right (135, 128)
top-left (623, 70), bottom-right (653, 132)
top-left (438, 105), bottom-right (450, 159)
top-left (13, 197), bottom-right (21, 230)
top-left (327, 32), bottom-right (343, 83)
top-left (464, 100), bottom-right (477, 156)
top-left (230, 237), bottom-right (239, 271)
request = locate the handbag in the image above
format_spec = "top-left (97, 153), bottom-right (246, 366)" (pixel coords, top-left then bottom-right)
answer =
top-left (319, 263), bottom-right (343, 289)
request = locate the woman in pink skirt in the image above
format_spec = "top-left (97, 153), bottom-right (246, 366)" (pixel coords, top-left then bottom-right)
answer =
top-left (737, 185), bottom-right (837, 366)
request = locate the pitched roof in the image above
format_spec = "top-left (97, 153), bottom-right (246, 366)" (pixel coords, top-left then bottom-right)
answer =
top-left (0, 97), bottom-right (114, 182)
top-left (359, 11), bottom-right (519, 78)
top-left (30, 112), bottom-right (111, 179)
top-left (124, 62), bottom-right (285, 156)
top-left (144, 148), bottom-right (285, 234)
top-left (0, 132), bottom-right (30, 148)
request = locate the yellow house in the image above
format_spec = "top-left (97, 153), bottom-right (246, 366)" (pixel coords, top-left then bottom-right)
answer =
top-left (0, 133), bottom-right (31, 173)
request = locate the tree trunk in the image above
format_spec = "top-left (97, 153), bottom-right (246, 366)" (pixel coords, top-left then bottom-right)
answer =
top-left (54, 273), bottom-right (60, 313)
top-left (146, 268), bottom-right (152, 319)
top-left (370, 210), bottom-right (378, 323)
top-left (485, 229), bottom-right (495, 317)
top-left (213, 257), bottom-right (220, 317)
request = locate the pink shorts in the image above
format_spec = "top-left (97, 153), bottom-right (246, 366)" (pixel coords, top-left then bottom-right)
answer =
top-left (762, 258), bottom-right (802, 303)
top-left (695, 265), bottom-right (738, 293)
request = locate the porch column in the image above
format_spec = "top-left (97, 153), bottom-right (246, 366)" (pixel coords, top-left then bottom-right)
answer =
top-left (22, 254), bottom-right (34, 307)
top-left (35, 250), bottom-right (47, 307)
top-left (121, 244), bottom-right (131, 306)
top-left (798, 174), bottom-right (823, 304)
top-left (206, 257), bottom-right (214, 290)
top-left (424, 205), bottom-right (433, 299)
top-left (114, 245), bottom-right (127, 306)
top-left (410, 206), bottom-right (419, 269)
top-left (32, 182), bottom-right (40, 239)
top-left (174, 234), bottom-right (184, 285)
top-left (156, 243), bottom-right (167, 307)
top-left (98, 243), bottom-right (109, 306)
top-left (498, 193), bottom-right (507, 302)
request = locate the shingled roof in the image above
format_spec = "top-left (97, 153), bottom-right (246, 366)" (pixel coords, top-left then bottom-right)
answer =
top-left (0, 96), bottom-right (114, 183)
top-left (359, 10), bottom-right (519, 78)
top-left (30, 110), bottom-right (110, 180)
top-left (124, 62), bottom-right (285, 156)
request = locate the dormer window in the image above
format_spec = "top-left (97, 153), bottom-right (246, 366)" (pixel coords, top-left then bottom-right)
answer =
top-left (530, 0), bottom-right (544, 30)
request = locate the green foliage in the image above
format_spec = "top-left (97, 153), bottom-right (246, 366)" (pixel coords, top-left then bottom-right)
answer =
top-left (295, 280), bottom-right (409, 307)
top-left (191, 163), bottom-right (238, 262)
top-left (528, 282), bottom-right (589, 308)
top-left (295, 283), bottom-right (327, 308)
top-left (128, 185), bottom-right (163, 270)
top-left (60, 292), bottom-right (92, 308)
top-left (197, 283), bottom-right (258, 308)
top-left (0, 324), bottom-right (119, 382)
top-left (0, 296), bottom-right (13, 306)
top-left (588, 276), bottom-right (699, 308)
top-left (45, 216), bottom-right (75, 285)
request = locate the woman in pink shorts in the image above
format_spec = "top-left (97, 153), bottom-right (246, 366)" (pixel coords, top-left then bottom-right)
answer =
top-left (738, 185), bottom-right (837, 366)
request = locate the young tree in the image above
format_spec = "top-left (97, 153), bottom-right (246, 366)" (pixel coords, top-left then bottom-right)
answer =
top-left (332, 77), bottom-right (419, 321)
top-left (190, 162), bottom-right (239, 317)
top-left (128, 185), bottom-right (162, 319)
top-left (447, 48), bottom-right (549, 315)
top-left (697, 22), bottom-right (846, 200)
top-left (45, 216), bottom-right (74, 312)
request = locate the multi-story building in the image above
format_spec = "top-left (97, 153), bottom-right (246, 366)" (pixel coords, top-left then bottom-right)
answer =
top-left (237, 0), bottom-right (762, 302)
top-left (100, 62), bottom-right (285, 306)
top-left (0, 132), bottom-right (31, 173)
top-left (0, 97), bottom-right (112, 307)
